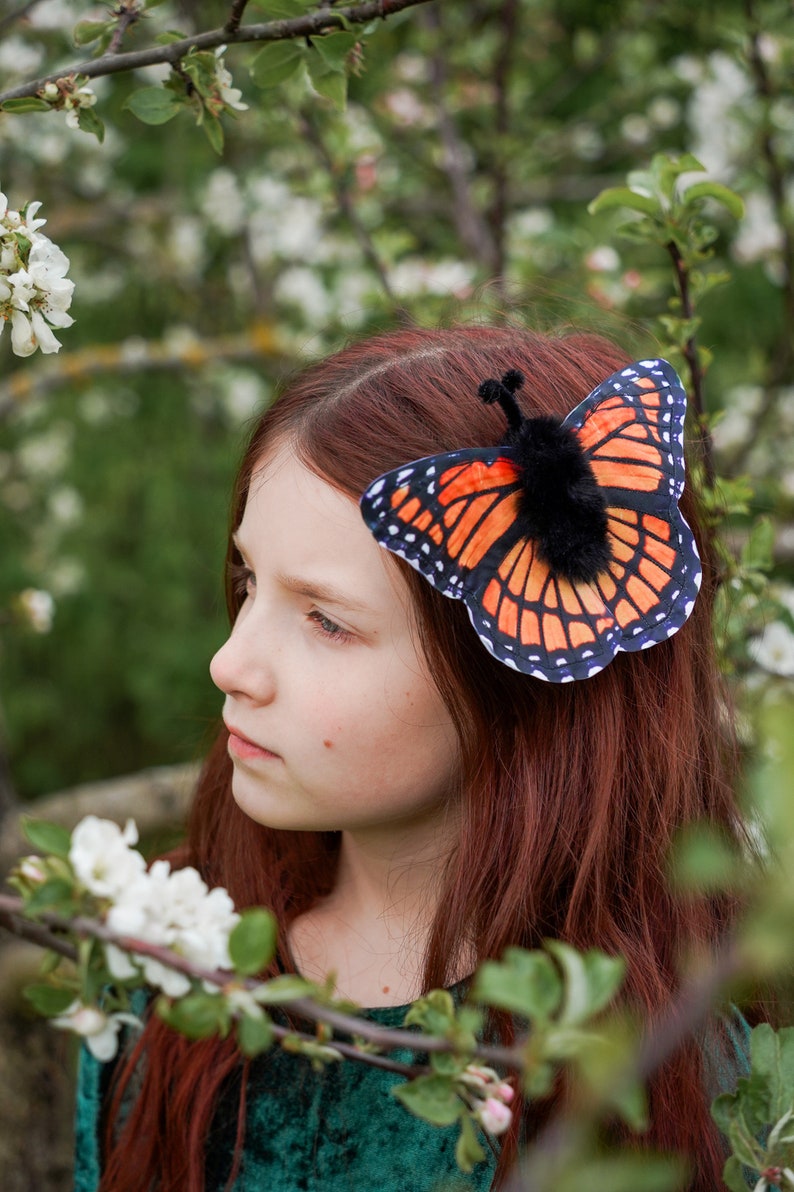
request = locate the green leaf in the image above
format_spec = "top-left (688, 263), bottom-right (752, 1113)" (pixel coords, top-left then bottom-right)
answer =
top-left (404, 988), bottom-right (456, 1035)
top-left (201, 113), bottom-right (224, 154)
top-left (588, 187), bottom-right (659, 217)
top-left (558, 1154), bottom-right (686, 1192)
top-left (721, 1156), bottom-right (754, 1192)
top-left (155, 30), bottom-right (188, 44)
top-left (24, 983), bottom-right (76, 1016)
top-left (22, 819), bottom-right (72, 859)
top-left (545, 941), bottom-right (625, 1024)
top-left (123, 87), bottom-right (183, 125)
top-left (25, 877), bottom-right (76, 914)
top-left (73, 19), bottom-right (112, 46)
top-left (311, 31), bottom-right (357, 71)
top-left (741, 517), bottom-right (774, 572)
top-left (669, 824), bottom-right (743, 894)
top-left (307, 59), bottom-right (348, 110)
top-left (455, 1113), bottom-right (486, 1173)
top-left (77, 106), bottom-right (105, 143)
top-left (251, 974), bottom-right (315, 1005)
top-left (682, 180), bottom-right (745, 220)
top-left (749, 1023), bottom-right (794, 1122)
top-left (236, 1011), bottom-right (274, 1057)
top-left (472, 947), bottom-right (561, 1020)
top-left (250, 41), bottom-right (304, 88)
top-left (158, 992), bottom-right (229, 1039)
top-left (229, 909), bottom-right (277, 976)
top-left (2, 97), bottom-right (52, 112)
top-left (392, 1073), bottom-right (463, 1126)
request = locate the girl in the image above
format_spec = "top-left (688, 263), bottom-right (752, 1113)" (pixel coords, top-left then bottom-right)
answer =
top-left (75, 325), bottom-right (746, 1191)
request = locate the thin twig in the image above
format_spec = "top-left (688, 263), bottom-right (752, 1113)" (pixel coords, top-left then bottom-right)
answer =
top-left (0, 0), bottom-right (45, 37)
top-left (666, 238), bottom-right (716, 489)
top-left (0, 0), bottom-right (435, 103)
top-left (488, 0), bottom-right (519, 295)
top-left (224, 0), bottom-right (252, 37)
top-left (298, 107), bottom-right (399, 306)
top-left (107, 2), bottom-right (142, 55)
top-left (422, 5), bottom-right (497, 272)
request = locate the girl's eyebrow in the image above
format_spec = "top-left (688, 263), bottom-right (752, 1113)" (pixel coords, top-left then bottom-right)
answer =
top-left (276, 572), bottom-right (374, 614)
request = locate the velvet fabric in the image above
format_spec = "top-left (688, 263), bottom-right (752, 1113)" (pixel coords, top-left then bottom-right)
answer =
top-left (74, 998), bottom-right (497, 1192)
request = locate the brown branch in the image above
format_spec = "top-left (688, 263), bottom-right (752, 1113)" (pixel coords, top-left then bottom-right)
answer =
top-left (744, 0), bottom-right (794, 387)
top-left (488, 0), bottom-right (519, 291)
top-left (0, 326), bottom-right (284, 420)
top-left (0, 0), bottom-right (45, 36)
top-left (0, 0), bottom-right (436, 103)
top-left (421, 5), bottom-right (497, 272)
top-left (224, 0), bottom-right (252, 36)
top-left (107, 2), bottom-right (142, 55)
top-left (0, 894), bottom-right (522, 1070)
top-left (298, 107), bottom-right (399, 306)
top-left (666, 239), bottom-right (716, 489)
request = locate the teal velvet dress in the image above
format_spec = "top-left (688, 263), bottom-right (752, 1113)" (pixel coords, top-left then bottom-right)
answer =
top-left (74, 999), bottom-right (751, 1192)
top-left (74, 997), bottom-right (497, 1192)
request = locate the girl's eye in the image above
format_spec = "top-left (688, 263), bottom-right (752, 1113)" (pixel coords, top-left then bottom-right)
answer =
top-left (308, 609), bottom-right (354, 644)
top-left (229, 562), bottom-right (255, 599)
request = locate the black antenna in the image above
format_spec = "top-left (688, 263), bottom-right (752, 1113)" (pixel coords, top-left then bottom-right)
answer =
top-left (477, 369), bottom-right (526, 435)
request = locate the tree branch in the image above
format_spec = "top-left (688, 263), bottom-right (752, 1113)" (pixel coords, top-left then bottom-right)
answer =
top-left (0, 893), bottom-right (522, 1070)
top-left (421, 5), bottom-right (498, 272)
top-left (224, 0), bottom-right (253, 37)
top-left (0, 0), bottom-right (436, 104)
top-left (107, 2), bottom-right (143, 55)
top-left (488, 0), bottom-right (519, 291)
top-left (298, 107), bottom-right (400, 306)
top-left (666, 238), bottom-right (716, 488)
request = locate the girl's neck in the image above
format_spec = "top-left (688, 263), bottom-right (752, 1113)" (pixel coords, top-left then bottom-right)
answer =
top-left (288, 815), bottom-right (458, 1007)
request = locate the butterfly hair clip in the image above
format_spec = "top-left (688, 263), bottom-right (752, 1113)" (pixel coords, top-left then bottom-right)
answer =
top-left (359, 359), bottom-right (702, 683)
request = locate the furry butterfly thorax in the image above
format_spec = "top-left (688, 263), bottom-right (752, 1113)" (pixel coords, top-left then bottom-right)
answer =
top-left (477, 368), bottom-right (611, 584)
top-left (360, 359), bottom-right (702, 683)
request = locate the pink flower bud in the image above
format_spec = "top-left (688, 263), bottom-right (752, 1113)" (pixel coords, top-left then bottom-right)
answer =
top-left (476, 1096), bottom-right (512, 1136)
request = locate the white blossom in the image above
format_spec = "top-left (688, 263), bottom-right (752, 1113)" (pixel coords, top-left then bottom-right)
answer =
top-left (51, 1001), bottom-right (141, 1062)
top-left (0, 186), bottom-right (75, 356)
top-left (17, 588), bottom-right (55, 633)
top-left (69, 816), bottom-right (146, 900)
top-left (214, 46), bottom-right (248, 111)
top-left (749, 621), bottom-right (794, 677)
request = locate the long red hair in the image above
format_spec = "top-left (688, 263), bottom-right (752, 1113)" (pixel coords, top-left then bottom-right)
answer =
top-left (100, 326), bottom-right (742, 1190)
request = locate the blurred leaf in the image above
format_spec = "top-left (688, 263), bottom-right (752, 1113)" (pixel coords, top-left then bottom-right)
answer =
top-left (123, 87), bottom-right (183, 125)
top-left (24, 983), bottom-right (76, 1016)
top-left (252, 974), bottom-right (316, 1004)
top-left (472, 947), bottom-right (561, 1020)
top-left (229, 909), bottom-right (277, 975)
top-left (682, 181), bottom-right (745, 220)
top-left (236, 1011), bottom-right (274, 1056)
top-left (545, 941), bottom-right (625, 1024)
top-left (250, 41), bottom-right (305, 87)
top-left (1, 97), bottom-right (52, 112)
top-left (73, 19), bottom-right (113, 46)
top-left (392, 1073), bottom-right (463, 1126)
top-left (22, 818), bottom-right (71, 859)
top-left (455, 1113), bottom-right (486, 1173)
top-left (158, 991), bottom-right (230, 1039)
top-left (588, 187), bottom-right (658, 217)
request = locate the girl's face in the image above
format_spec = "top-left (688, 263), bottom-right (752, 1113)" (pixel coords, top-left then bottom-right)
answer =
top-left (210, 448), bottom-right (461, 837)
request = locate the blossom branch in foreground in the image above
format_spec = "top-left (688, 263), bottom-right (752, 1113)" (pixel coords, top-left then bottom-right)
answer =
top-left (0, 890), bottom-right (520, 1071)
top-left (0, 0), bottom-right (435, 105)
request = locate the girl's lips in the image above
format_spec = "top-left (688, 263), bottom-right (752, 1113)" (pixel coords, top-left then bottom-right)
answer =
top-left (225, 726), bottom-right (280, 761)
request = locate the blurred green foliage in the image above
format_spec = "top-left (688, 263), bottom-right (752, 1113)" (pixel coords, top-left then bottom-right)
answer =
top-left (0, 0), bottom-right (792, 801)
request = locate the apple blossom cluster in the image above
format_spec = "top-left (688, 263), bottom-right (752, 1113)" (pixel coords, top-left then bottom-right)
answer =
top-left (68, 815), bottom-right (240, 1000)
top-left (459, 1063), bottom-right (515, 1136)
top-left (0, 188), bottom-right (74, 356)
top-left (41, 78), bottom-right (98, 129)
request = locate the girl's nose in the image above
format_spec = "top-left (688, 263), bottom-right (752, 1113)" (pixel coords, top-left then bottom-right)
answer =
top-left (209, 613), bottom-right (276, 705)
